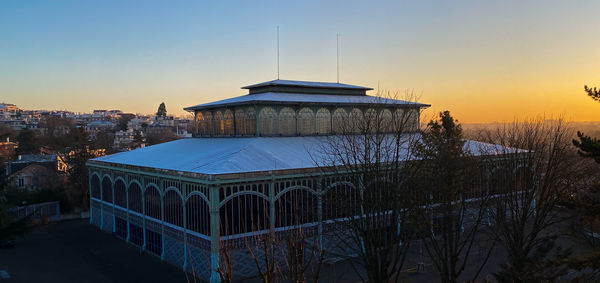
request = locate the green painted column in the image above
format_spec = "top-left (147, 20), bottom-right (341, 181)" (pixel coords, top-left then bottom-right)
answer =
top-left (209, 184), bottom-right (221, 283)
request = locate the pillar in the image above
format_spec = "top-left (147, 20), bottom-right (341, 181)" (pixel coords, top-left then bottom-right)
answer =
top-left (209, 184), bottom-right (221, 283)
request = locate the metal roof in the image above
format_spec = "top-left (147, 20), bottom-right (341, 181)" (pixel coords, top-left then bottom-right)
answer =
top-left (241, 79), bottom-right (373, 90)
top-left (90, 135), bottom-right (512, 176)
top-left (184, 92), bottom-right (429, 111)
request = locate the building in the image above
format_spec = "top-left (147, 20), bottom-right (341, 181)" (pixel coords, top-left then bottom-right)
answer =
top-left (0, 103), bottom-right (19, 113)
top-left (5, 154), bottom-right (66, 190)
top-left (86, 79), bottom-right (500, 281)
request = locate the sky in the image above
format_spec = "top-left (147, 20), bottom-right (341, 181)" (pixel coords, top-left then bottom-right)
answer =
top-left (1, 1), bottom-right (599, 123)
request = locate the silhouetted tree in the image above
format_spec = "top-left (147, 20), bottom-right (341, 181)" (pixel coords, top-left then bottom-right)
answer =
top-left (117, 113), bottom-right (136, 131)
top-left (15, 129), bottom-right (39, 156)
top-left (415, 111), bottom-right (497, 283)
top-left (573, 85), bottom-right (600, 163)
top-left (156, 102), bottom-right (167, 118)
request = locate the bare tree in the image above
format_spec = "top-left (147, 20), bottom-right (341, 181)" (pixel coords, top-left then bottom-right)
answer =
top-left (315, 91), bottom-right (423, 282)
top-left (414, 111), bottom-right (498, 283)
top-left (478, 118), bottom-right (579, 281)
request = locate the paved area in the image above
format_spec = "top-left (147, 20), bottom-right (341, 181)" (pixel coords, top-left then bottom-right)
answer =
top-left (0, 219), bottom-right (188, 283)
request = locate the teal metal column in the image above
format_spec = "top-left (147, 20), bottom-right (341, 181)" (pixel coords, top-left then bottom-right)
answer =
top-left (88, 168), bottom-right (93, 225)
top-left (269, 173), bottom-right (275, 228)
top-left (112, 173), bottom-right (116, 233)
top-left (142, 184), bottom-right (147, 251)
top-left (126, 178), bottom-right (130, 242)
top-left (317, 177), bottom-right (323, 248)
top-left (100, 172), bottom-right (104, 230)
top-left (209, 184), bottom-right (221, 283)
top-left (182, 194), bottom-right (188, 271)
top-left (160, 181), bottom-right (165, 260)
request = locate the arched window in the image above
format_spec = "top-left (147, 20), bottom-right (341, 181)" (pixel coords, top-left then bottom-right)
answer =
top-left (214, 111), bottom-right (224, 136)
top-left (245, 107), bottom-right (256, 135)
top-left (364, 108), bottom-right (378, 133)
top-left (297, 108), bottom-right (315, 135)
top-left (349, 108), bottom-right (364, 133)
top-left (323, 184), bottom-right (358, 220)
top-left (186, 195), bottom-right (210, 236)
top-left (164, 190), bottom-right (183, 227)
top-left (204, 112), bottom-right (213, 136)
top-left (394, 108), bottom-right (410, 132)
top-left (196, 112), bottom-right (208, 136)
top-left (275, 189), bottom-right (318, 227)
top-left (91, 174), bottom-right (100, 199)
top-left (128, 183), bottom-right (142, 213)
top-left (101, 176), bottom-right (112, 203)
top-left (223, 109), bottom-right (234, 136)
top-left (259, 107), bottom-right (277, 136)
top-left (220, 194), bottom-right (269, 236)
top-left (332, 108), bottom-right (347, 134)
top-left (381, 109), bottom-right (393, 132)
top-left (279, 107), bottom-right (296, 135)
top-left (316, 108), bottom-right (331, 134)
top-left (235, 109), bottom-right (245, 135)
top-left (144, 185), bottom-right (161, 220)
top-left (114, 179), bottom-right (126, 208)
top-left (405, 109), bottom-right (419, 132)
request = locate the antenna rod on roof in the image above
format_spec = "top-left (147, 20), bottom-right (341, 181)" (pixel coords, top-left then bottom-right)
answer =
top-left (277, 26), bottom-right (280, 80)
top-left (336, 33), bottom-right (339, 83)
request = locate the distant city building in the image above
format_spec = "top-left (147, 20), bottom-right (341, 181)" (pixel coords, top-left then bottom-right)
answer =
top-left (0, 137), bottom-right (18, 162)
top-left (0, 103), bottom-right (19, 113)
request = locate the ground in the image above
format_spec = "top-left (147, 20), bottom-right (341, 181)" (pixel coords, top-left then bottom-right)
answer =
top-left (0, 219), bottom-right (188, 283)
top-left (0, 215), bottom-right (593, 282)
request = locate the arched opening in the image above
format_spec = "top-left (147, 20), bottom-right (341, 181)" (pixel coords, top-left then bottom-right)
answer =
top-left (349, 108), bottom-right (364, 133)
top-left (235, 109), bottom-right (245, 135)
top-left (128, 182), bottom-right (143, 246)
top-left (91, 174), bottom-right (100, 199)
top-left (323, 184), bottom-right (358, 220)
top-left (144, 185), bottom-right (161, 220)
top-left (164, 190), bottom-right (183, 227)
top-left (220, 194), bottom-right (269, 236)
top-left (297, 108), bottom-right (315, 135)
top-left (203, 111), bottom-right (213, 136)
top-left (114, 179), bottom-right (127, 238)
top-left (214, 111), bottom-right (224, 136)
top-left (279, 107), bottom-right (296, 135)
top-left (381, 109), bottom-right (393, 132)
top-left (186, 195), bottom-right (210, 236)
top-left (275, 188), bottom-right (318, 227)
top-left (332, 108), bottom-right (347, 134)
top-left (245, 107), bottom-right (256, 135)
top-left (114, 179), bottom-right (126, 208)
top-left (364, 108), bottom-right (378, 133)
top-left (223, 109), bottom-right (234, 136)
top-left (101, 176), bottom-right (112, 203)
top-left (144, 185), bottom-right (162, 255)
top-left (259, 107), bottom-right (277, 136)
top-left (316, 108), bottom-right (331, 134)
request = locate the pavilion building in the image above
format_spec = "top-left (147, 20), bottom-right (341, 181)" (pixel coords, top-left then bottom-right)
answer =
top-left (87, 79), bottom-right (437, 281)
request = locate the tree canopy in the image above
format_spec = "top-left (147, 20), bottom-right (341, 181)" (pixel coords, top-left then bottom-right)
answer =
top-left (156, 102), bottom-right (167, 117)
top-left (573, 86), bottom-right (600, 163)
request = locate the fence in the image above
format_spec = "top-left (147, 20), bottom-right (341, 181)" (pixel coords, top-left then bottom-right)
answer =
top-left (12, 201), bottom-right (61, 222)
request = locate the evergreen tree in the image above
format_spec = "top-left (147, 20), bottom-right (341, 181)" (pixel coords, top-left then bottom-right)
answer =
top-left (573, 85), bottom-right (600, 163)
top-left (156, 102), bottom-right (167, 118)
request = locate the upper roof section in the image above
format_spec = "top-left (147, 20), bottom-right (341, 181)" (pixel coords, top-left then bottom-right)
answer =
top-left (242, 79), bottom-right (373, 95)
top-left (184, 79), bottom-right (429, 112)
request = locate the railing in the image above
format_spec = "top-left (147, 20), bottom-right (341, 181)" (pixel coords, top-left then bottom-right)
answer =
top-left (12, 201), bottom-right (61, 222)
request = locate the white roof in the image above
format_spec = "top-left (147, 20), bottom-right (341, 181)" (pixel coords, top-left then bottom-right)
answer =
top-left (184, 92), bottom-right (428, 111)
top-left (90, 136), bottom-right (511, 175)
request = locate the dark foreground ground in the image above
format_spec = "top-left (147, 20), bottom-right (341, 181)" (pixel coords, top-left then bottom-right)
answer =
top-left (0, 217), bottom-right (590, 282)
top-left (0, 219), bottom-right (188, 283)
